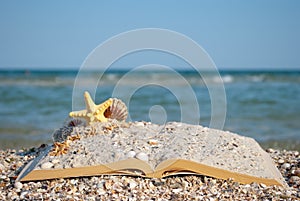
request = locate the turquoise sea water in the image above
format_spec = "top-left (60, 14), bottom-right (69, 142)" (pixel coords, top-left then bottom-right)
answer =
top-left (0, 69), bottom-right (299, 150)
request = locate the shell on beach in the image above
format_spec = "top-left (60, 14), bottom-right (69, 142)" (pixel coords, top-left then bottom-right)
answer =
top-left (53, 118), bottom-right (86, 143)
top-left (64, 118), bottom-right (86, 127)
top-left (52, 126), bottom-right (73, 143)
top-left (104, 98), bottom-right (128, 122)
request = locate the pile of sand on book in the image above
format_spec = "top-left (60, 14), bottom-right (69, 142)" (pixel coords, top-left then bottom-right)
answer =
top-left (17, 121), bottom-right (287, 187)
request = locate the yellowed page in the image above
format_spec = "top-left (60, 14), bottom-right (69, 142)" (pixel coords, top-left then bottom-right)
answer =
top-left (151, 159), bottom-right (284, 187)
top-left (20, 158), bottom-right (153, 181)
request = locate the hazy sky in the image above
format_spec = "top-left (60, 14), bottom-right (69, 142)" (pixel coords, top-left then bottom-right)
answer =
top-left (0, 1), bottom-right (299, 70)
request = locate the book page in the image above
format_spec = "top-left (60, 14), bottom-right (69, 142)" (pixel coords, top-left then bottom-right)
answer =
top-left (18, 121), bottom-right (286, 186)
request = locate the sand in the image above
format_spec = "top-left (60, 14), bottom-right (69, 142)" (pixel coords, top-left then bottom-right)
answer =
top-left (17, 121), bottom-right (285, 186)
top-left (0, 147), bottom-right (299, 200)
top-left (0, 121), bottom-right (299, 200)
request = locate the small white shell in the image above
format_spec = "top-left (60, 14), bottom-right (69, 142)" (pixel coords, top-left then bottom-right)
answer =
top-left (41, 162), bottom-right (54, 169)
top-left (135, 122), bottom-right (144, 127)
top-left (105, 98), bottom-right (128, 121)
top-left (135, 152), bottom-right (149, 162)
top-left (14, 182), bottom-right (23, 190)
top-left (126, 151), bottom-right (136, 158)
top-left (129, 181), bottom-right (137, 189)
top-left (51, 159), bottom-right (60, 164)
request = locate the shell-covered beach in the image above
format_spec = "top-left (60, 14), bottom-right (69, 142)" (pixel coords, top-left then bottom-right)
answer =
top-left (0, 146), bottom-right (299, 200)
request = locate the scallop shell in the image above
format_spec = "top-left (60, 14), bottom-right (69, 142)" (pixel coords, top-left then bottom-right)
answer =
top-left (64, 118), bottom-right (86, 127)
top-left (104, 98), bottom-right (128, 121)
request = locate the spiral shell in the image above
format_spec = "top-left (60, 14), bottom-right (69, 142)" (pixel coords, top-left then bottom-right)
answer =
top-left (104, 98), bottom-right (128, 122)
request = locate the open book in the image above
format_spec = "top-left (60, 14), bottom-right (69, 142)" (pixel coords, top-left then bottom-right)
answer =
top-left (17, 121), bottom-right (287, 187)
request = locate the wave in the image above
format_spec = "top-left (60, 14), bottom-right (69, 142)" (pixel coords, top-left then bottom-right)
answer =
top-left (1, 70), bottom-right (300, 89)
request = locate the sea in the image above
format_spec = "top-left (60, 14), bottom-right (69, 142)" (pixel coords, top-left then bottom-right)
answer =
top-left (0, 69), bottom-right (299, 151)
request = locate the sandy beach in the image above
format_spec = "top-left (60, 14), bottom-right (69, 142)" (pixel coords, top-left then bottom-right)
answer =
top-left (0, 148), bottom-right (299, 200)
top-left (0, 122), bottom-right (299, 200)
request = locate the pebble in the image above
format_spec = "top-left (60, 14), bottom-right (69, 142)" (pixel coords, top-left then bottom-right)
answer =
top-left (135, 152), bottom-right (149, 162)
top-left (0, 175), bottom-right (7, 179)
top-left (148, 139), bottom-right (158, 145)
top-left (289, 176), bottom-right (300, 183)
top-left (126, 151), bottom-right (136, 158)
top-left (241, 189), bottom-right (247, 194)
top-left (112, 182), bottom-right (123, 192)
top-left (285, 190), bottom-right (292, 197)
top-left (135, 122), bottom-right (144, 127)
top-left (129, 181), bottom-right (138, 189)
top-left (281, 163), bottom-right (291, 169)
top-left (20, 191), bottom-right (29, 199)
top-left (172, 188), bottom-right (183, 193)
top-left (294, 170), bottom-right (300, 177)
top-left (70, 179), bottom-right (77, 185)
top-left (277, 159), bottom-right (285, 164)
top-left (97, 189), bottom-right (106, 195)
top-left (0, 163), bottom-right (5, 171)
top-left (260, 183), bottom-right (267, 188)
top-left (14, 182), bottom-right (23, 190)
top-left (51, 159), bottom-right (60, 164)
top-left (41, 162), bottom-right (54, 169)
top-left (78, 184), bottom-right (85, 191)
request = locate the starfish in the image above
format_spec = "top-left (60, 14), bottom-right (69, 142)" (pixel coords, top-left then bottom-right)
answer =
top-left (69, 91), bottom-right (113, 125)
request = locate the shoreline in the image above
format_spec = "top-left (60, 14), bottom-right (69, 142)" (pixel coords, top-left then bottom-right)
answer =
top-left (0, 146), bottom-right (299, 200)
top-left (260, 140), bottom-right (300, 152)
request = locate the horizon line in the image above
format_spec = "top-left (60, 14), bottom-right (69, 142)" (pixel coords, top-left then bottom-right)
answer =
top-left (1, 67), bottom-right (300, 73)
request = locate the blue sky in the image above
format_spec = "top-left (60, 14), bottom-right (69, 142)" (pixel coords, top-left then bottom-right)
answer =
top-left (0, 1), bottom-right (299, 70)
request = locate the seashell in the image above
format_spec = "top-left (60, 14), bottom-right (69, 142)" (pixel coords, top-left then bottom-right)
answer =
top-left (41, 162), bottom-right (54, 169)
top-left (172, 188), bottom-right (183, 193)
top-left (277, 159), bottom-right (284, 164)
top-left (135, 152), bottom-right (149, 162)
top-left (112, 182), bottom-right (123, 192)
top-left (104, 98), bottom-right (128, 122)
top-left (64, 118), bottom-right (86, 127)
top-left (104, 180), bottom-right (112, 190)
top-left (281, 163), bottom-right (291, 169)
top-left (14, 182), bottom-right (23, 190)
top-left (148, 139), bottom-right (158, 145)
top-left (294, 169), bottom-right (300, 177)
top-left (129, 181), bottom-right (137, 189)
top-left (126, 150), bottom-right (136, 158)
top-left (51, 159), bottom-right (60, 164)
top-left (52, 126), bottom-right (73, 143)
top-left (135, 122), bottom-right (144, 127)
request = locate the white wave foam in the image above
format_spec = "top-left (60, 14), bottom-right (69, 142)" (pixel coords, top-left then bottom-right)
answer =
top-left (222, 75), bottom-right (234, 83)
top-left (250, 75), bottom-right (264, 82)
